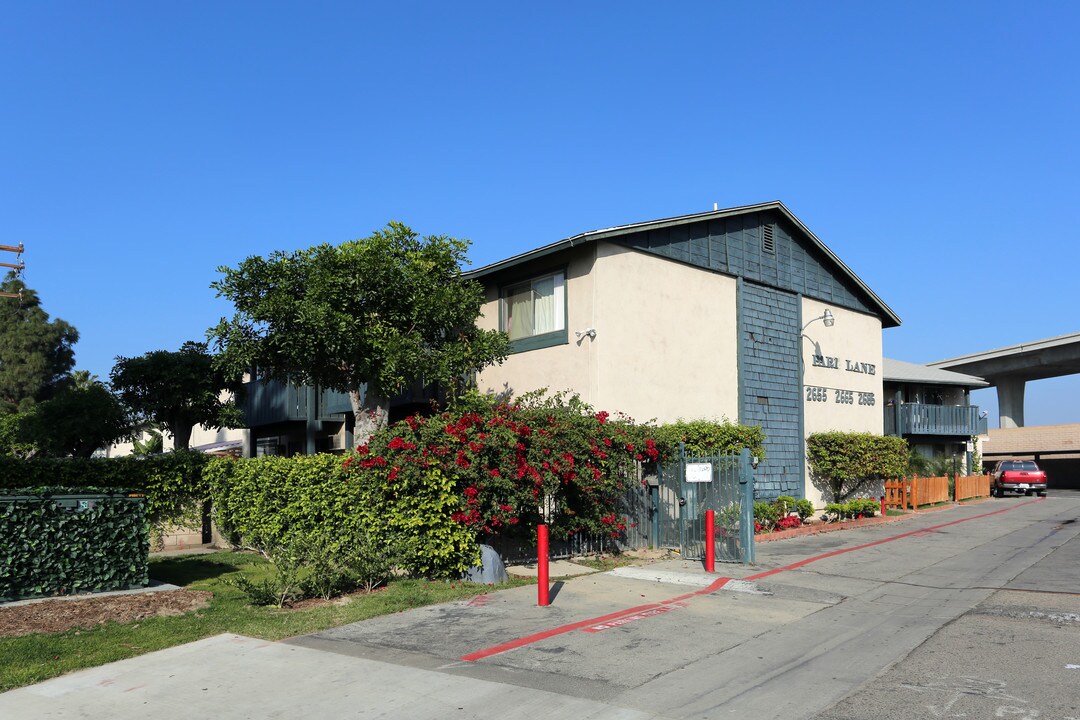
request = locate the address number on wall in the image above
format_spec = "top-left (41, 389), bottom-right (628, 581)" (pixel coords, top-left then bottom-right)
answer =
top-left (805, 386), bottom-right (875, 406)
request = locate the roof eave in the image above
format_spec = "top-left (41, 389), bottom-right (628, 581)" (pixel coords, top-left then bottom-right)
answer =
top-left (462, 201), bottom-right (902, 328)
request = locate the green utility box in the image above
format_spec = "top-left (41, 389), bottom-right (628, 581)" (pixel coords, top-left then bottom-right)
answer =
top-left (0, 491), bottom-right (150, 601)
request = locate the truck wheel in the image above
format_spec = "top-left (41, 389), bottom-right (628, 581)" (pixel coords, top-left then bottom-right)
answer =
top-left (1037, 490), bottom-right (1047, 497)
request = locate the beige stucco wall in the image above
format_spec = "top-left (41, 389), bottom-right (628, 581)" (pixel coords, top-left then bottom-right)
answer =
top-left (800, 297), bottom-right (884, 507)
top-left (475, 242), bottom-right (739, 424)
top-left (590, 243), bottom-right (739, 423)
top-left (474, 245), bottom-right (597, 403)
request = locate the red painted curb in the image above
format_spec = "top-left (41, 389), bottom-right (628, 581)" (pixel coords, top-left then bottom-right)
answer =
top-left (745, 498), bottom-right (1043, 582)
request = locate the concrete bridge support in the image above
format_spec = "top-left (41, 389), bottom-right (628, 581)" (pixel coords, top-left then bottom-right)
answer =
top-left (997, 377), bottom-right (1026, 428)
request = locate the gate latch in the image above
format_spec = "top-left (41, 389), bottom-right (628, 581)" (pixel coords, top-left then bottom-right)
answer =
top-left (678, 497), bottom-right (686, 507)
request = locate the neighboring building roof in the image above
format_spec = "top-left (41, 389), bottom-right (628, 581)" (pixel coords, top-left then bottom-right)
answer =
top-left (982, 424), bottom-right (1080, 457)
top-left (883, 358), bottom-right (989, 388)
top-left (463, 201), bottom-right (901, 328)
top-left (190, 439), bottom-right (244, 454)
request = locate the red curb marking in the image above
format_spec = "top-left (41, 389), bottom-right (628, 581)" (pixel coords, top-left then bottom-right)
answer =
top-left (460, 576), bottom-right (732, 662)
top-left (745, 498), bottom-right (1044, 582)
top-left (461, 498), bottom-right (1044, 663)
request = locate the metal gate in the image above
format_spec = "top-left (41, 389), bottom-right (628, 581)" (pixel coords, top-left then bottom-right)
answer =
top-left (656, 446), bottom-right (755, 564)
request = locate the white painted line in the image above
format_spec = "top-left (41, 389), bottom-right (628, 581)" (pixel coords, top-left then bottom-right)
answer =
top-left (608, 567), bottom-right (716, 587)
top-left (607, 567), bottom-right (771, 595)
top-left (723, 579), bottom-right (772, 595)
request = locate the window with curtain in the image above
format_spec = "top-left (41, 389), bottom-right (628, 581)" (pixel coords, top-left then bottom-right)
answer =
top-left (503, 271), bottom-right (565, 342)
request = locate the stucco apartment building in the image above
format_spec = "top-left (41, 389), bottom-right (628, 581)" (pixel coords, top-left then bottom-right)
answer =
top-left (466, 201), bottom-right (900, 508)
top-left (113, 201), bottom-right (958, 511)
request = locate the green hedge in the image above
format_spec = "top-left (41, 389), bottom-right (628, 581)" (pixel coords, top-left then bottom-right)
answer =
top-left (0, 452), bottom-right (210, 536)
top-left (650, 419), bottom-right (766, 460)
top-left (0, 492), bottom-right (149, 601)
top-left (206, 454), bottom-right (477, 579)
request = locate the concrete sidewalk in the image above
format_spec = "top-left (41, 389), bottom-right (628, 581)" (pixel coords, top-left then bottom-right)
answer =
top-left (2, 633), bottom-right (669, 719)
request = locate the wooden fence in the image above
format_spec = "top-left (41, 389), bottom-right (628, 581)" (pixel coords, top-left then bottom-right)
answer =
top-left (910, 476), bottom-right (950, 508)
top-left (955, 474), bottom-right (991, 502)
top-left (885, 474), bottom-right (989, 510)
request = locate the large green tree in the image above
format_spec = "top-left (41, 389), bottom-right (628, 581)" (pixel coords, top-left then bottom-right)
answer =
top-left (110, 341), bottom-right (243, 450)
top-left (0, 373), bottom-right (132, 458)
top-left (209, 222), bottom-right (509, 444)
top-left (0, 274), bottom-right (78, 414)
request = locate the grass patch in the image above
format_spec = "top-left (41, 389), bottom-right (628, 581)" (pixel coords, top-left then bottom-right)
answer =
top-left (0, 551), bottom-right (530, 692)
top-left (885, 508), bottom-right (907, 516)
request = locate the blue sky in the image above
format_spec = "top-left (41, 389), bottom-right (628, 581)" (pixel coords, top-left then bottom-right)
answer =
top-left (2, 2), bottom-right (1078, 427)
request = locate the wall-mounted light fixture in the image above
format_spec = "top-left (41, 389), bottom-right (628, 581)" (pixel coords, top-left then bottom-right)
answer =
top-left (803, 309), bottom-right (835, 331)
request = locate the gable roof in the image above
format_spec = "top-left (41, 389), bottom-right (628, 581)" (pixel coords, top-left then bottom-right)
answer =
top-left (463, 201), bottom-right (901, 328)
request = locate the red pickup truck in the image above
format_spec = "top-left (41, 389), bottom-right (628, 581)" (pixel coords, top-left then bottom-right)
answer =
top-left (991, 460), bottom-right (1048, 497)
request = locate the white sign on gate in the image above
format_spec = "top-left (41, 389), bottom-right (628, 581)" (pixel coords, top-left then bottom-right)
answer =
top-left (686, 462), bottom-right (713, 483)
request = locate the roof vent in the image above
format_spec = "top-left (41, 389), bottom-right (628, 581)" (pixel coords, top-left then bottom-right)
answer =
top-left (762, 223), bottom-right (776, 255)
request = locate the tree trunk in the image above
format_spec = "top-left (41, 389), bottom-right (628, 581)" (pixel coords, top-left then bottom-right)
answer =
top-left (350, 388), bottom-right (389, 448)
top-left (172, 423), bottom-right (193, 451)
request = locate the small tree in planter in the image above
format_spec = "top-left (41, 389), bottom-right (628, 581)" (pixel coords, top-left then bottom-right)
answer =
top-left (807, 432), bottom-right (907, 503)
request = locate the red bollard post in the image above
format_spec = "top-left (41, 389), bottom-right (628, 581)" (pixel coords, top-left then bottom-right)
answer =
top-left (537, 523), bottom-right (550, 607)
top-left (881, 495), bottom-right (886, 517)
top-left (705, 509), bottom-right (716, 573)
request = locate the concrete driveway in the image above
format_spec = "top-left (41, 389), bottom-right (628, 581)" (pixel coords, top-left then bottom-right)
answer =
top-left (3, 495), bottom-right (1077, 720)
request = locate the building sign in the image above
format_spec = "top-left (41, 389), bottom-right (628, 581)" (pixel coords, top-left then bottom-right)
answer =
top-left (811, 355), bottom-right (876, 376)
top-left (807, 354), bottom-right (877, 407)
top-left (685, 463), bottom-right (713, 483)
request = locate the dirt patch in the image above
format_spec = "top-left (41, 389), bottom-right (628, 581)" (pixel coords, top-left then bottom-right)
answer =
top-left (0, 590), bottom-right (213, 638)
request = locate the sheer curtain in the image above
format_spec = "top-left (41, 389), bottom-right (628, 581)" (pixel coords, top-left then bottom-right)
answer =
top-left (532, 275), bottom-right (555, 334)
top-left (505, 273), bottom-right (564, 340)
top-left (508, 285), bottom-right (534, 340)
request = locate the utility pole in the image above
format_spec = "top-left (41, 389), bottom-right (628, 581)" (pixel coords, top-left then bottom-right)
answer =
top-left (0, 242), bottom-right (25, 299)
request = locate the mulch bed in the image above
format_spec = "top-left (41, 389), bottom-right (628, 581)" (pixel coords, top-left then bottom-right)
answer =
top-left (0, 590), bottom-right (213, 638)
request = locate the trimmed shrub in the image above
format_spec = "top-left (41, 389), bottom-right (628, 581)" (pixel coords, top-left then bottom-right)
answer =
top-left (210, 392), bottom-right (659, 581)
top-left (822, 498), bottom-right (879, 523)
top-left (650, 419), bottom-right (765, 460)
top-left (0, 492), bottom-right (149, 600)
top-left (806, 432), bottom-right (907, 503)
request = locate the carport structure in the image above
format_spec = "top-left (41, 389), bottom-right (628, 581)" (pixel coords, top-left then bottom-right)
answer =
top-left (928, 332), bottom-right (1080, 429)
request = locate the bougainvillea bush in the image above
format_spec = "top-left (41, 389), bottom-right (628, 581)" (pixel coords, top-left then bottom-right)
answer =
top-left (345, 391), bottom-right (659, 573)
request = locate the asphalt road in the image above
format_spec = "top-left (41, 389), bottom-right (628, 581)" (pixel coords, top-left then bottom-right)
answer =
top-left (814, 492), bottom-right (1080, 720)
top-left (3, 494), bottom-right (1078, 720)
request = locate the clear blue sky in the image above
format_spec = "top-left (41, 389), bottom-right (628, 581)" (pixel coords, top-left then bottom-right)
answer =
top-left (3, 2), bottom-right (1078, 427)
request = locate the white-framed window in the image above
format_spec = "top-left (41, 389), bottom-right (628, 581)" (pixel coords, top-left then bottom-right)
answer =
top-left (503, 271), bottom-right (565, 342)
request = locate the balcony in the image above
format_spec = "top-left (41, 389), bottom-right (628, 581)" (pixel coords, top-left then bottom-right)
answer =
top-left (242, 380), bottom-right (353, 427)
top-left (884, 404), bottom-right (988, 437)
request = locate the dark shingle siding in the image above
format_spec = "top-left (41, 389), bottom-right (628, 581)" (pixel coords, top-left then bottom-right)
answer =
top-left (615, 211), bottom-right (874, 317)
top-left (741, 282), bottom-right (802, 500)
